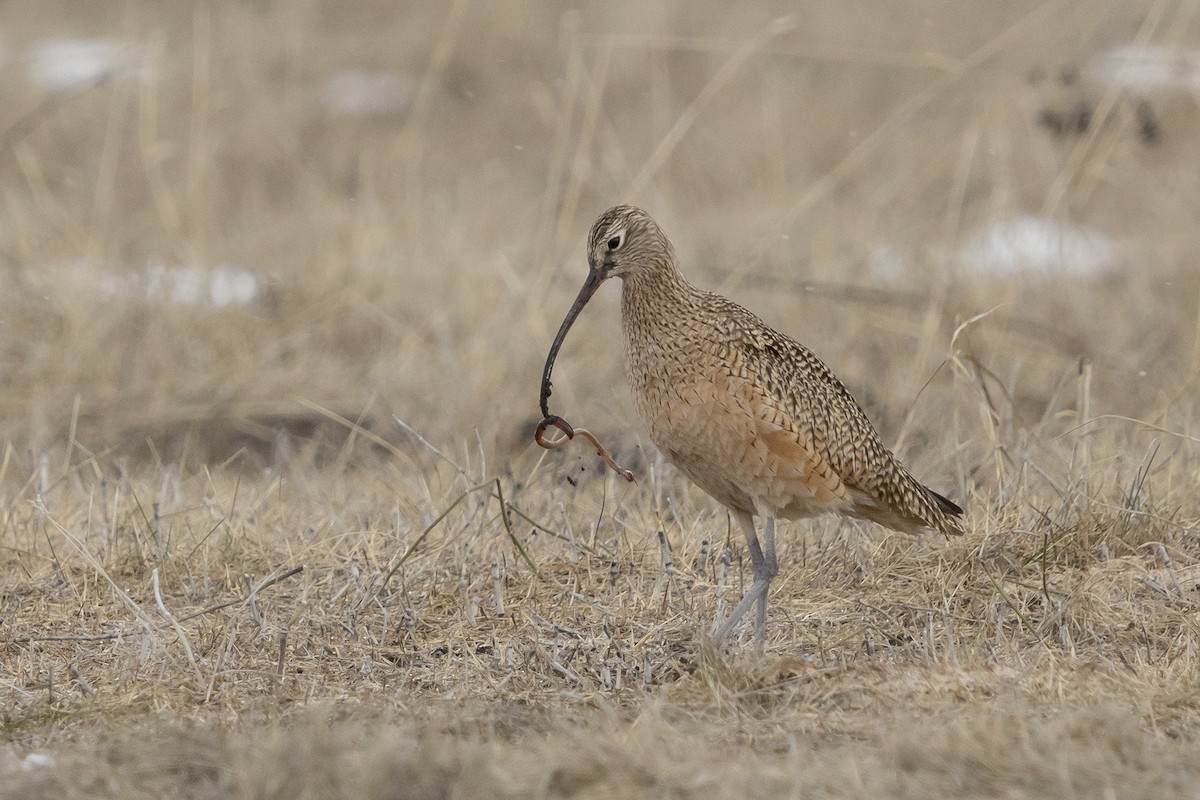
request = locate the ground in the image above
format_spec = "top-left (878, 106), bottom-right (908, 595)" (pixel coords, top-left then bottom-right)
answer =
top-left (2, 1), bottom-right (1200, 797)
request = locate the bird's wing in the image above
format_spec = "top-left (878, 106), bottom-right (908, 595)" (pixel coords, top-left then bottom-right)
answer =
top-left (715, 296), bottom-right (963, 534)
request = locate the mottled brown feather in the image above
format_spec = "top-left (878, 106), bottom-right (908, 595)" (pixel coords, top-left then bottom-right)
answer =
top-left (594, 205), bottom-right (963, 538)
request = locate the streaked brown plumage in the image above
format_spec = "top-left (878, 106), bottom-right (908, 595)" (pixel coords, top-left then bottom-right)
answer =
top-left (542, 205), bottom-right (964, 648)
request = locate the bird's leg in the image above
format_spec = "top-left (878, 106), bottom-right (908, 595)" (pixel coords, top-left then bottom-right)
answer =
top-left (743, 520), bottom-right (765, 576)
top-left (711, 511), bottom-right (770, 647)
top-left (754, 516), bottom-right (778, 653)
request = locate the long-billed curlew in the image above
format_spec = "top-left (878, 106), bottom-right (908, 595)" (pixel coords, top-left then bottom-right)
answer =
top-left (539, 205), bottom-right (964, 649)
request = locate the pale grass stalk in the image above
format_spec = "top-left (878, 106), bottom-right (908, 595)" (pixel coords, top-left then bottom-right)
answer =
top-left (553, 35), bottom-right (613, 258)
top-left (36, 498), bottom-right (159, 635)
top-left (750, 0), bottom-right (1072, 268)
top-left (151, 567), bottom-right (203, 681)
top-left (402, 0), bottom-right (469, 244)
top-left (491, 561), bottom-right (506, 617)
top-left (534, 9), bottom-right (585, 276)
top-left (90, 53), bottom-right (131, 265)
top-left (61, 395), bottom-right (81, 476)
top-left (1042, 0), bottom-right (1170, 215)
top-left (186, 2), bottom-right (211, 251)
top-left (628, 16), bottom-right (797, 194)
top-left (137, 34), bottom-right (182, 241)
top-left (392, 414), bottom-right (472, 479)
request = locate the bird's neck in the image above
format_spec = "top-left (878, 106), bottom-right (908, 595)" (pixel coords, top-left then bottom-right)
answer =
top-left (619, 260), bottom-right (704, 414)
top-left (620, 261), bottom-right (698, 335)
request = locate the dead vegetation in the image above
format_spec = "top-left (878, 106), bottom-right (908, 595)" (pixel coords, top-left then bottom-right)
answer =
top-left (2, 1), bottom-right (1200, 797)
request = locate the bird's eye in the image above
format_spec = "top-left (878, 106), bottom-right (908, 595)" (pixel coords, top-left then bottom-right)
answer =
top-left (607, 233), bottom-right (623, 251)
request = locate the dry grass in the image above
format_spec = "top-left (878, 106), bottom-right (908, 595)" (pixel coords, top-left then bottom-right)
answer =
top-left (3, 1), bottom-right (1200, 797)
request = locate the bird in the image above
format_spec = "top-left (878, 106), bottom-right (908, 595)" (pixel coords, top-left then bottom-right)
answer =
top-left (539, 205), bottom-right (964, 650)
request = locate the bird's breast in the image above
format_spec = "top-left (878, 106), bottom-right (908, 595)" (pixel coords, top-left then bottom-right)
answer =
top-left (623, 332), bottom-right (853, 518)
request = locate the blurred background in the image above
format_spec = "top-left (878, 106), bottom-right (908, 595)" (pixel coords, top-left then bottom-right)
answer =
top-left (0, 0), bottom-right (1196, 486)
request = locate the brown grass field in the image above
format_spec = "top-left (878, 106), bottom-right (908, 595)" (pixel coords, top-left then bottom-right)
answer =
top-left (3, 1), bottom-right (1200, 797)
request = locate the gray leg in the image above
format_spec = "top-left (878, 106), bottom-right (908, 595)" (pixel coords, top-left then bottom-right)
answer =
top-left (712, 511), bottom-right (774, 647)
top-left (743, 517), bottom-right (765, 575)
top-left (754, 517), bottom-right (778, 651)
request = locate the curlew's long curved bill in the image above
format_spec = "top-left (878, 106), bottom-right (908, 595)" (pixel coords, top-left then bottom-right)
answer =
top-left (539, 266), bottom-right (607, 418)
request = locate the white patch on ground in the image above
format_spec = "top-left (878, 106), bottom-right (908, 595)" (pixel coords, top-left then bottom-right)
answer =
top-left (956, 215), bottom-right (1119, 278)
top-left (27, 37), bottom-right (140, 89)
top-left (142, 264), bottom-right (262, 307)
top-left (19, 752), bottom-right (56, 771)
top-left (323, 70), bottom-right (414, 116)
top-left (1086, 44), bottom-right (1200, 92)
top-left (12, 263), bottom-right (265, 308)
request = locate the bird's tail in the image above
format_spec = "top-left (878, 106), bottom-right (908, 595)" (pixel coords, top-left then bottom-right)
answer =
top-left (925, 487), bottom-right (965, 536)
top-left (850, 467), bottom-right (965, 537)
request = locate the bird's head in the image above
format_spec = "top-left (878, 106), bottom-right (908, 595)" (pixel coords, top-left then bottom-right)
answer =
top-left (539, 205), bottom-right (675, 418)
top-left (585, 204), bottom-right (674, 281)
